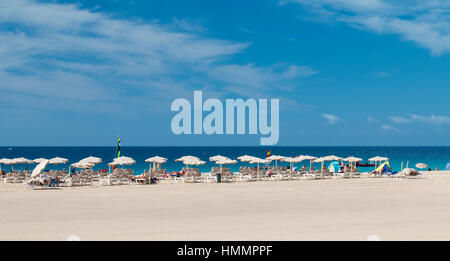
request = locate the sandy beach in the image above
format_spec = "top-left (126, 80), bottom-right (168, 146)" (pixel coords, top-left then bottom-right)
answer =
top-left (1, 171), bottom-right (450, 241)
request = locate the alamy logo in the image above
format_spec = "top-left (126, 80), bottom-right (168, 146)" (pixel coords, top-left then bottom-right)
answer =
top-left (171, 91), bottom-right (279, 145)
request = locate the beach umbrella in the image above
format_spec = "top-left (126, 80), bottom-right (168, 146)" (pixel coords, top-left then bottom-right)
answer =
top-left (33, 158), bottom-right (48, 163)
top-left (31, 160), bottom-right (49, 178)
top-left (369, 156), bottom-right (389, 170)
top-left (209, 155), bottom-right (230, 162)
top-left (369, 156), bottom-right (389, 162)
top-left (238, 155), bottom-right (259, 162)
top-left (145, 156), bottom-right (168, 173)
top-left (79, 156), bottom-right (102, 165)
top-left (49, 157), bottom-right (69, 165)
top-left (343, 156), bottom-right (363, 177)
top-left (175, 155), bottom-right (200, 162)
top-left (12, 157), bottom-right (33, 164)
top-left (297, 155), bottom-right (317, 169)
top-left (266, 155), bottom-right (286, 168)
top-left (182, 158), bottom-right (206, 166)
top-left (145, 156), bottom-right (168, 164)
top-left (313, 157), bottom-right (328, 171)
top-left (323, 155), bottom-right (343, 161)
top-left (113, 156), bottom-right (136, 165)
top-left (415, 163), bottom-right (428, 170)
top-left (328, 161), bottom-right (341, 173)
top-left (71, 161), bottom-right (94, 169)
top-left (343, 156), bottom-right (363, 163)
top-left (8, 157), bottom-right (33, 172)
top-left (215, 158), bottom-right (237, 176)
top-left (181, 158), bottom-right (205, 171)
top-left (282, 157), bottom-right (303, 179)
top-left (108, 156), bottom-right (136, 175)
top-left (249, 157), bottom-right (269, 181)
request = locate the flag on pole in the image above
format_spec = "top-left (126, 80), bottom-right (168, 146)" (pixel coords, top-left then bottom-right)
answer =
top-left (117, 137), bottom-right (121, 158)
top-left (267, 149), bottom-right (271, 157)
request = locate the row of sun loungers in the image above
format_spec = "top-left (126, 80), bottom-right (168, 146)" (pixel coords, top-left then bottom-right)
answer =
top-left (4, 166), bottom-right (422, 189)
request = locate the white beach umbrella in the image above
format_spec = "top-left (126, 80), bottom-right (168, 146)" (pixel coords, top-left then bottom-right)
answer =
top-left (183, 158), bottom-right (206, 166)
top-left (49, 157), bottom-right (69, 165)
top-left (313, 157), bottom-right (327, 163)
top-left (343, 156), bottom-right (363, 162)
top-left (175, 155), bottom-right (200, 162)
top-left (249, 157), bottom-right (269, 181)
top-left (113, 156), bottom-right (136, 165)
top-left (31, 160), bottom-right (49, 178)
top-left (323, 155), bottom-right (343, 161)
top-left (415, 163), bottom-right (428, 170)
top-left (368, 156), bottom-right (389, 169)
top-left (302, 155), bottom-right (318, 160)
top-left (145, 156), bottom-right (168, 164)
top-left (209, 155), bottom-right (230, 162)
top-left (215, 158), bottom-right (237, 175)
top-left (33, 158), bottom-right (48, 163)
top-left (368, 156), bottom-right (389, 162)
top-left (266, 155), bottom-right (286, 168)
top-left (297, 155), bottom-right (317, 169)
top-left (313, 157), bottom-right (328, 171)
top-left (0, 158), bottom-right (10, 164)
top-left (238, 155), bottom-right (259, 162)
top-left (12, 157), bottom-right (33, 164)
top-left (79, 156), bottom-right (102, 165)
top-left (71, 161), bottom-right (94, 169)
top-left (145, 156), bottom-right (168, 172)
top-left (3, 159), bottom-right (14, 165)
top-left (343, 156), bottom-right (363, 176)
top-left (216, 158), bottom-right (237, 165)
top-left (282, 157), bottom-right (303, 178)
top-left (283, 157), bottom-right (302, 163)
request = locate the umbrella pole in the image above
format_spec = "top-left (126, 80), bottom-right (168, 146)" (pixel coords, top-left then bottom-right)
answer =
top-left (290, 162), bottom-right (292, 180)
top-left (257, 163), bottom-right (260, 181)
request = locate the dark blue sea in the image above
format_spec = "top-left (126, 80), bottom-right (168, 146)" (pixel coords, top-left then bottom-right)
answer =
top-left (1, 147), bottom-right (449, 174)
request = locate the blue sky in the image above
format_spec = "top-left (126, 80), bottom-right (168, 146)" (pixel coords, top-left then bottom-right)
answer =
top-left (0, 0), bottom-right (449, 146)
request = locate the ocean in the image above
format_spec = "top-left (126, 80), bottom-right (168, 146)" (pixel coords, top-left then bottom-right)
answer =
top-left (1, 146), bottom-right (449, 175)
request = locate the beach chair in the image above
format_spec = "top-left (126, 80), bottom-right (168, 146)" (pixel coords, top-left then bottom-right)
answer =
top-left (120, 169), bottom-right (133, 184)
top-left (3, 172), bottom-right (14, 183)
top-left (305, 169), bottom-right (319, 180)
top-left (26, 176), bottom-right (53, 190)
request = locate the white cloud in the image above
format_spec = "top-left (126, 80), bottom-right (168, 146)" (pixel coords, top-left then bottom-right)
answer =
top-left (410, 114), bottom-right (450, 125)
top-left (390, 114), bottom-right (450, 125)
top-left (208, 63), bottom-right (317, 96)
top-left (321, 113), bottom-right (339, 124)
top-left (381, 124), bottom-right (397, 131)
top-left (286, 0), bottom-right (450, 55)
top-left (0, 0), bottom-right (315, 116)
top-left (390, 116), bottom-right (412, 124)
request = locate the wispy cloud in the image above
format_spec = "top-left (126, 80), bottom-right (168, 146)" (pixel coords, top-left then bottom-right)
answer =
top-left (285, 0), bottom-right (450, 55)
top-left (321, 113), bottom-right (339, 124)
top-left (390, 116), bottom-right (412, 124)
top-left (390, 114), bottom-right (450, 125)
top-left (381, 124), bottom-right (397, 131)
top-left (0, 0), bottom-right (315, 117)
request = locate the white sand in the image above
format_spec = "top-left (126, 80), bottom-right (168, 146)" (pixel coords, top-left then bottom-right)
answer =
top-left (1, 171), bottom-right (450, 240)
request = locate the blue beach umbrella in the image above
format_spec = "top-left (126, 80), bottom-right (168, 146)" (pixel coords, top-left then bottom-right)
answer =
top-left (328, 161), bottom-right (341, 172)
